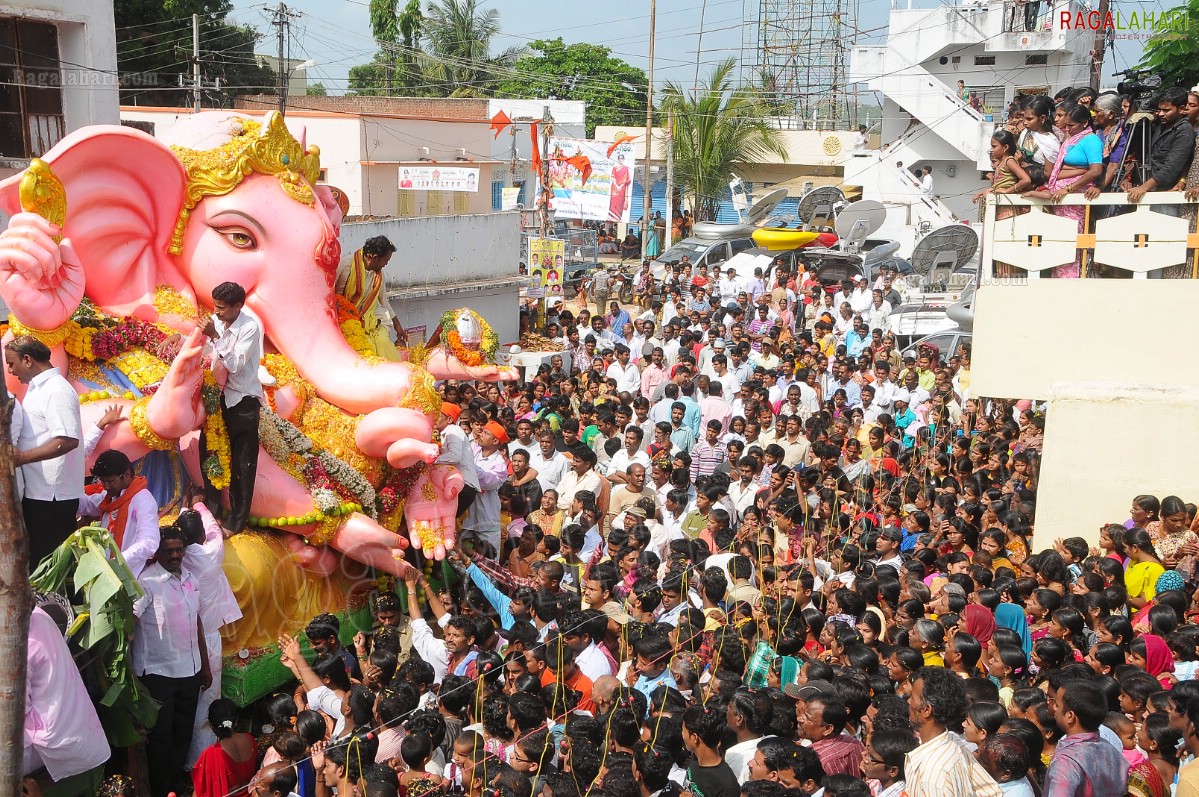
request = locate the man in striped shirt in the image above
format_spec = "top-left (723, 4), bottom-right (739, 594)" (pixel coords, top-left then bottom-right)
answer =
top-left (905, 667), bottom-right (1003, 797)
top-left (689, 420), bottom-right (728, 482)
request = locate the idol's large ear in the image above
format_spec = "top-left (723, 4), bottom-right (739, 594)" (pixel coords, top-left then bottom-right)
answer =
top-left (0, 124), bottom-right (189, 316)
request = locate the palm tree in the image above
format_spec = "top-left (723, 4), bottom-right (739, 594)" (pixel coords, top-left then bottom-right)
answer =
top-left (420, 0), bottom-right (526, 96)
top-left (660, 58), bottom-right (789, 220)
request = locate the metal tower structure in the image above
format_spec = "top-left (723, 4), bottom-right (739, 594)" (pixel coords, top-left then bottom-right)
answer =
top-left (755, 0), bottom-right (859, 129)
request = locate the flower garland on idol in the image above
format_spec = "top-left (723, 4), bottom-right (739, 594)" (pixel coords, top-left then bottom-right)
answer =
top-left (438, 308), bottom-right (498, 367)
top-left (6, 290), bottom-right (439, 553)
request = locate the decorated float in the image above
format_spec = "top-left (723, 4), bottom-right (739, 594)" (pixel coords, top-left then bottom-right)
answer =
top-left (0, 112), bottom-right (517, 698)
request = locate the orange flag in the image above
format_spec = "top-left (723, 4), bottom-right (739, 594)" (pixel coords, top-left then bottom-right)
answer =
top-left (565, 153), bottom-right (593, 186)
top-left (530, 122), bottom-right (541, 177)
top-left (606, 133), bottom-right (639, 158)
top-left (489, 110), bottom-right (511, 139)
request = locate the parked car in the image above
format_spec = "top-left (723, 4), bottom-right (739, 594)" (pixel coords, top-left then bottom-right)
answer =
top-left (653, 235), bottom-right (757, 276)
top-left (901, 329), bottom-right (972, 364)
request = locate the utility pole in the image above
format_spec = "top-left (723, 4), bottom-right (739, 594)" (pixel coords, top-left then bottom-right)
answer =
top-left (640, 0), bottom-right (656, 260)
top-left (539, 105), bottom-right (553, 239)
top-left (270, 2), bottom-right (296, 115)
top-left (192, 14), bottom-right (201, 112)
top-left (664, 112), bottom-right (674, 252)
top-left (0, 388), bottom-right (30, 797)
top-left (1088, 0), bottom-right (1109, 91)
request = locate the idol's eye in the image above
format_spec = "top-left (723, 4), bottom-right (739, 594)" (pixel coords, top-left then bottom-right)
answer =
top-left (215, 226), bottom-right (257, 250)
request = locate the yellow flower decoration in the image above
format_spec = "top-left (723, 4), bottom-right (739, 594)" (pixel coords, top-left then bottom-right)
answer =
top-left (129, 396), bottom-right (176, 451)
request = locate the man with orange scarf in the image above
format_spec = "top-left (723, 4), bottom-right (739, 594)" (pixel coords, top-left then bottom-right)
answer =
top-left (336, 235), bottom-right (405, 361)
top-left (79, 450), bottom-right (160, 578)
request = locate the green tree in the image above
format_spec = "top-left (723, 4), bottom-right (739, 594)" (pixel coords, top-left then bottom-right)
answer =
top-left (362, 0), bottom-right (422, 94)
top-left (1137, 0), bottom-right (1199, 92)
top-left (660, 58), bottom-right (788, 219)
top-left (115, 0), bottom-right (274, 106)
top-left (306, 82), bottom-right (327, 96)
top-left (419, 0), bottom-right (526, 96)
top-left (493, 38), bottom-right (647, 137)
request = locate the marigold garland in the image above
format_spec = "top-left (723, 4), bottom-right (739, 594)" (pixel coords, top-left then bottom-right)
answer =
top-left (201, 375), bottom-right (232, 491)
top-left (7, 316), bottom-right (73, 347)
top-left (152, 285), bottom-right (199, 321)
top-left (437, 309), bottom-right (498, 367)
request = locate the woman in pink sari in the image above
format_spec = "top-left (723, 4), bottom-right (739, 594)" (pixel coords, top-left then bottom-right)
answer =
top-left (1026, 104), bottom-right (1104, 278)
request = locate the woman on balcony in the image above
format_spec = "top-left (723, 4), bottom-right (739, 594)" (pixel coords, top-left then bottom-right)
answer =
top-left (1025, 104), bottom-right (1103, 278)
top-left (1017, 95), bottom-right (1061, 168)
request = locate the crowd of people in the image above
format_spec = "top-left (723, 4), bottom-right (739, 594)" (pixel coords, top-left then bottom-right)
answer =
top-left (216, 262), bottom-right (1199, 797)
top-left (975, 84), bottom-right (1199, 278)
top-left (15, 88), bottom-right (1199, 797)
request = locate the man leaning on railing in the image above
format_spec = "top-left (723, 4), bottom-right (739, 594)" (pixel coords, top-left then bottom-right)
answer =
top-left (1124, 87), bottom-right (1194, 213)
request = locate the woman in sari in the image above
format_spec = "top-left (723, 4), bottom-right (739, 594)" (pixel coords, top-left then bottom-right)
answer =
top-left (1025, 104), bottom-right (1103, 278)
top-left (995, 601), bottom-right (1033, 659)
top-left (1017, 95), bottom-right (1061, 168)
top-left (1127, 714), bottom-right (1181, 797)
top-left (1085, 93), bottom-right (1129, 198)
top-left (1146, 495), bottom-right (1199, 580)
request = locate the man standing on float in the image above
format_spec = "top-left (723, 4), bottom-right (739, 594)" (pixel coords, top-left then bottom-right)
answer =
top-left (338, 235), bottom-right (407, 360)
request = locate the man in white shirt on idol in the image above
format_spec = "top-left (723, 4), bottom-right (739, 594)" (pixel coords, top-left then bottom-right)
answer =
top-left (200, 282), bottom-right (263, 533)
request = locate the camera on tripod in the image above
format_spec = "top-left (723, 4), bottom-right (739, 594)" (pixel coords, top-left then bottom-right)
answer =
top-left (1114, 69), bottom-right (1165, 99)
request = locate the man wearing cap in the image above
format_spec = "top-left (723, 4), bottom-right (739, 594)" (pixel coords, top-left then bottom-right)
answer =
top-left (462, 420), bottom-right (508, 556)
top-left (849, 275), bottom-right (872, 314)
top-left (78, 449), bottom-right (161, 578)
top-left (892, 391), bottom-right (916, 445)
top-left (436, 403), bottom-right (480, 517)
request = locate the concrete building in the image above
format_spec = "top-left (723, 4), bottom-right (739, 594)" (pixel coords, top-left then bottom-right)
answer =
top-left (254, 55), bottom-right (313, 100)
top-left (845, 0), bottom-right (1092, 250)
top-left (0, 0), bottom-right (119, 169)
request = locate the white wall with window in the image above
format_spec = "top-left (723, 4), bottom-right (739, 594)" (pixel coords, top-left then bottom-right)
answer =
top-left (0, 0), bottom-right (118, 163)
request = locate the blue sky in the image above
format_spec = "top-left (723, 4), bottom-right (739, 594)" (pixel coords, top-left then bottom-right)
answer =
top-left (229, 0), bottom-right (1154, 100)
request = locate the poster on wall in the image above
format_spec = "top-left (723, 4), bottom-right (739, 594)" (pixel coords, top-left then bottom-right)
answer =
top-left (527, 238), bottom-right (565, 304)
top-left (501, 186), bottom-right (521, 210)
top-left (543, 136), bottom-right (635, 223)
top-left (398, 166), bottom-right (480, 192)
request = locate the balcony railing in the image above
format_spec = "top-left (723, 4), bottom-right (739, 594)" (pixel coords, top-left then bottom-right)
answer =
top-left (981, 192), bottom-right (1199, 280)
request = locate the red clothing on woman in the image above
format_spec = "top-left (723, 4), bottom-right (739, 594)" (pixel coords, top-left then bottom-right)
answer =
top-left (192, 737), bottom-right (258, 797)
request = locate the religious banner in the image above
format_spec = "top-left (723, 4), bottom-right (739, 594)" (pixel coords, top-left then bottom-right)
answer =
top-left (543, 136), bottom-right (635, 223)
top-left (527, 238), bottom-right (565, 303)
top-left (398, 166), bottom-right (480, 192)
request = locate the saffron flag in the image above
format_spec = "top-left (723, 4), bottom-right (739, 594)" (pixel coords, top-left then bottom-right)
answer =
top-left (530, 122), bottom-right (541, 178)
top-left (489, 110), bottom-right (511, 140)
top-left (606, 133), bottom-right (639, 158)
top-left (565, 153), bottom-right (593, 186)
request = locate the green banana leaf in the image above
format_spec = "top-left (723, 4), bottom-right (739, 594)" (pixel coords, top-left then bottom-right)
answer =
top-left (31, 526), bottom-right (159, 746)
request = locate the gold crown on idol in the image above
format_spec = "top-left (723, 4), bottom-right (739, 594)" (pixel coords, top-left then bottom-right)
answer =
top-left (168, 111), bottom-right (322, 254)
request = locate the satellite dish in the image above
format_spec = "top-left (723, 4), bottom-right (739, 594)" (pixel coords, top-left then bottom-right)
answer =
top-left (833, 199), bottom-right (886, 239)
top-left (746, 187), bottom-right (789, 225)
top-left (797, 186), bottom-right (846, 225)
top-left (909, 225), bottom-right (979, 289)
